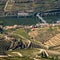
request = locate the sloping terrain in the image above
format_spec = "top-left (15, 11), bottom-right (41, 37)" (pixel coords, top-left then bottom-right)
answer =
top-left (44, 34), bottom-right (60, 48)
top-left (0, 26), bottom-right (60, 60)
top-left (4, 0), bottom-right (58, 12)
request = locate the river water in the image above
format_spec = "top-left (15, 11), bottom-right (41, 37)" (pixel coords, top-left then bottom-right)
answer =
top-left (0, 14), bottom-right (60, 26)
top-left (43, 14), bottom-right (60, 23)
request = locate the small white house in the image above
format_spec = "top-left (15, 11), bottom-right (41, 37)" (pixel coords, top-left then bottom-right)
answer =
top-left (18, 12), bottom-right (29, 16)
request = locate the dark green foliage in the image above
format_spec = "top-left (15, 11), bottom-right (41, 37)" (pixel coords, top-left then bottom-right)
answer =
top-left (0, 40), bottom-right (10, 51)
top-left (0, 28), bottom-right (3, 33)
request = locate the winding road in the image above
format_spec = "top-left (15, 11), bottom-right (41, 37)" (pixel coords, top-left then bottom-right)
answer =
top-left (36, 13), bottom-right (47, 23)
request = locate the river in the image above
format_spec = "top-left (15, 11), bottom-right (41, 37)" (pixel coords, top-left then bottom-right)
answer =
top-left (43, 14), bottom-right (60, 23)
top-left (0, 14), bottom-right (60, 26)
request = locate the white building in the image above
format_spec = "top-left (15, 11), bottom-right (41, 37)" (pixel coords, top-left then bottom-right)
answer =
top-left (18, 12), bottom-right (29, 16)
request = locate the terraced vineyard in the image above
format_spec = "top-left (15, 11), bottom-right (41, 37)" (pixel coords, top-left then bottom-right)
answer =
top-left (44, 34), bottom-right (60, 47)
top-left (1, 26), bottom-right (60, 60)
top-left (0, 0), bottom-right (60, 60)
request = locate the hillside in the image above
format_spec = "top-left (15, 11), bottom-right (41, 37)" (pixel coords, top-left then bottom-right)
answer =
top-left (0, 26), bottom-right (60, 60)
top-left (35, 0), bottom-right (58, 12)
top-left (0, 0), bottom-right (59, 13)
top-left (0, 0), bottom-right (60, 60)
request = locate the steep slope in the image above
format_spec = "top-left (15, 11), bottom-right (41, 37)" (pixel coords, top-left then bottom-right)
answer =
top-left (44, 34), bottom-right (60, 48)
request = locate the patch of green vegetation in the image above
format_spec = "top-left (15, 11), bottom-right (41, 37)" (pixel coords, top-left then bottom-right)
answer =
top-left (5, 48), bottom-right (39, 60)
top-left (0, 40), bottom-right (10, 51)
top-left (0, 56), bottom-right (34, 60)
top-left (13, 28), bottom-right (30, 39)
top-left (5, 48), bottom-right (60, 60)
top-left (0, 58), bottom-right (6, 60)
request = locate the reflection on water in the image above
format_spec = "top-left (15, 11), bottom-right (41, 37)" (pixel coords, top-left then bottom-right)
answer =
top-left (0, 16), bottom-right (37, 26)
top-left (0, 14), bottom-right (60, 26)
top-left (43, 14), bottom-right (60, 23)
